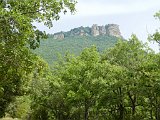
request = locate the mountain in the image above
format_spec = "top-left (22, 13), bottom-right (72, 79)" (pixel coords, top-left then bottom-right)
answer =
top-left (34, 24), bottom-right (123, 64)
top-left (51, 24), bottom-right (122, 39)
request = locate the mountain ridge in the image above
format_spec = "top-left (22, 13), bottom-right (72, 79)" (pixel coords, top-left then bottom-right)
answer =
top-left (35, 23), bottom-right (123, 64)
top-left (51, 24), bottom-right (122, 39)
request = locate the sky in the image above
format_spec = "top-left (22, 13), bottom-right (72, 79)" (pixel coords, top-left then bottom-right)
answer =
top-left (36, 0), bottom-right (160, 52)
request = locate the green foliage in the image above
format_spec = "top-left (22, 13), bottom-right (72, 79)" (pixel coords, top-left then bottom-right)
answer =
top-left (30, 46), bottom-right (117, 120)
top-left (34, 35), bottom-right (118, 64)
top-left (0, 0), bottom-right (76, 117)
top-left (64, 26), bottom-right (91, 37)
top-left (5, 57), bottom-right (49, 119)
top-left (30, 35), bottom-right (160, 120)
top-left (148, 11), bottom-right (160, 51)
top-left (0, 46), bottom-right (37, 117)
top-left (102, 35), bottom-right (160, 120)
top-left (7, 96), bottom-right (31, 119)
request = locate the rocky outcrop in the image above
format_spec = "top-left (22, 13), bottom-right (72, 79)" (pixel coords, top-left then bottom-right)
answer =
top-left (79, 29), bottom-right (85, 36)
top-left (54, 32), bottom-right (64, 39)
top-left (99, 25), bottom-right (106, 35)
top-left (69, 27), bottom-right (87, 36)
top-left (91, 24), bottom-right (100, 36)
top-left (106, 24), bottom-right (122, 38)
top-left (53, 24), bottom-right (122, 39)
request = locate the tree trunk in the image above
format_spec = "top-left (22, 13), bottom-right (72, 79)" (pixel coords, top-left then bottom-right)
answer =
top-left (128, 92), bottom-right (136, 116)
top-left (84, 99), bottom-right (89, 120)
top-left (118, 87), bottom-right (124, 120)
top-left (118, 103), bottom-right (124, 120)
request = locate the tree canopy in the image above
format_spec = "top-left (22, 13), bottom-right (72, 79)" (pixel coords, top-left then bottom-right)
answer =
top-left (149, 11), bottom-right (160, 51)
top-left (30, 36), bottom-right (160, 120)
top-left (0, 0), bottom-right (76, 117)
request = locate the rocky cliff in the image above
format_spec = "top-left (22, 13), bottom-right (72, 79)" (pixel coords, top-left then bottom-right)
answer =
top-left (54, 32), bottom-right (64, 39)
top-left (53, 24), bottom-right (122, 39)
top-left (106, 24), bottom-right (122, 38)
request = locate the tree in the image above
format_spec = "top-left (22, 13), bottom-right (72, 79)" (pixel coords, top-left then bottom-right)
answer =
top-left (148, 11), bottom-right (160, 51)
top-left (139, 53), bottom-right (160, 120)
top-left (0, 0), bottom-right (76, 117)
top-left (30, 47), bottom-right (122, 120)
top-left (30, 36), bottom-right (160, 120)
top-left (102, 35), bottom-right (160, 119)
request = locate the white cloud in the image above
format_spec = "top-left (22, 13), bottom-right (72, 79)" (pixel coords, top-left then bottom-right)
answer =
top-left (76, 0), bottom-right (160, 16)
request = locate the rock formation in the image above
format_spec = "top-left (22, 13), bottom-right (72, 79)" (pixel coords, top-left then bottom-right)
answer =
top-left (53, 24), bottom-right (122, 39)
top-left (106, 24), bottom-right (122, 38)
top-left (79, 29), bottom-right (85, 36)
top-left (54, 32), bottom-right (64, 39)
top-left (99, 25), bottom-right (106, 35)
top-left (91, 24), bottom-right (100, 36)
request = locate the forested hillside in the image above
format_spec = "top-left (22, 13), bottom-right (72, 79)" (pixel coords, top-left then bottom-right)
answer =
top-left (29, 36), bottom-right (160, 120)
top-left (34, 35), bottom-right (119, 64)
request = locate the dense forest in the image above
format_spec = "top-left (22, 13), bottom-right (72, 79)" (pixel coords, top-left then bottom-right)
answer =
top-left (0, 0), bottom-right (160, 120)
top-left (34, 35), bottom-right (118, 64)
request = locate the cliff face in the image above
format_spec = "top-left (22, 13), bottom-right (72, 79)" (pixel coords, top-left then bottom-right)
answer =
top-left (53, 24), bottom-right (122, 39)
top-left (91, 24), bottom-right (100, 36)
top-left (54, 32), bottom-right (64, 39)
top-left (99, 25), bottom-right (106, 35)
top-left (106, 24), bottom-right (122, 38)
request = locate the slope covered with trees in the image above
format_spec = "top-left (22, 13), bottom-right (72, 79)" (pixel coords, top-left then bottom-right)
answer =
top-left (29, 35), bottom-right (160, 120)
top-left (34, 35), bottom-right (119, 64)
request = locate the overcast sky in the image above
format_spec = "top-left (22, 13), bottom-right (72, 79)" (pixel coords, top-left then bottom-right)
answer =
top-left (36, 0), bottom-right (160, 52)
